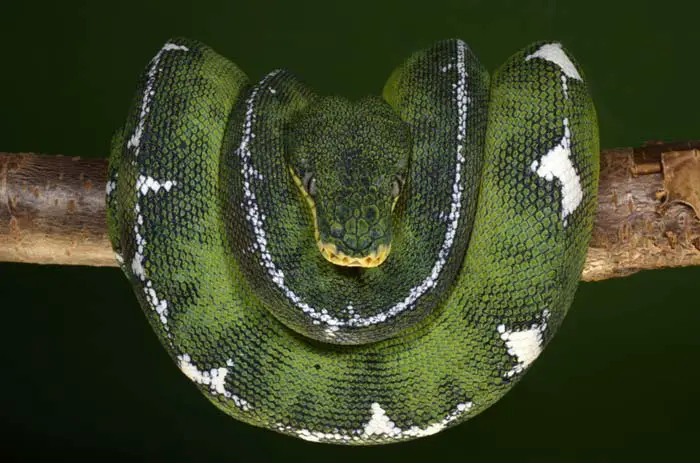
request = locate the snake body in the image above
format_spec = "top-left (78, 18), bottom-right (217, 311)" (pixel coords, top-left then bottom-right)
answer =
top-left (107, 38), bottom-right (598, 444)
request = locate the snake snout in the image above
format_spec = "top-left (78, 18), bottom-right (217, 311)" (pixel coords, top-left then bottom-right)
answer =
top-left (316, 201), bottom-right (393, 268)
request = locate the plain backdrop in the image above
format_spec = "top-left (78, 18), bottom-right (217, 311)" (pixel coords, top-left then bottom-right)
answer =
top-left (1, 0), bottom-right (698, 461)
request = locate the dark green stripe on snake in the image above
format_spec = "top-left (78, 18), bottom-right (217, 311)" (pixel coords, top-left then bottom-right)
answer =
top-left (107, 37), bottom-right (598, 444)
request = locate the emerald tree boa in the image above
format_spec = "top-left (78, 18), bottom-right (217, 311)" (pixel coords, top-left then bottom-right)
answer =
top-left (107, 38), bottom-right (598, 444)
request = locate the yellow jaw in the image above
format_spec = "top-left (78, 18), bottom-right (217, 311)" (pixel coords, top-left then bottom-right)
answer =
top-left (318, 242), bottom-right (390, 268)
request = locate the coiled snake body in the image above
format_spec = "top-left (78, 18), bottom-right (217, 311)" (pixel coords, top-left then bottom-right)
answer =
top-left (107, 38), bottom-right (599, 444)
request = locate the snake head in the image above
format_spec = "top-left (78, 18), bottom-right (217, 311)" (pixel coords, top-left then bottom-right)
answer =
top-left (287, 96), bottom-right (411, 268)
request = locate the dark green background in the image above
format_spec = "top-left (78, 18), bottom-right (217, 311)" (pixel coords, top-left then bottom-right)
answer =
top-left (1, 0), bottom-right (698, 461)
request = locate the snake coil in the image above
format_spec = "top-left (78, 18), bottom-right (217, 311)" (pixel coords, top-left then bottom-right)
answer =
top-left (107, 38), bottom-right (598, 444)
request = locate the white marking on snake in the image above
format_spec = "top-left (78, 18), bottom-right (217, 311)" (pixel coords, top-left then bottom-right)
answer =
top-left (131, 175), bottom-right (178, 285)
top-left (525, 43), bottom-right (581, 80)
top-left (530, 118), bottom-right (582, 225)
top-left (236, 42), bottom-right (471, 331)
top-left (280, 401), bottom-right (473, 443)
top-left (324, 326), bottom-right (339, 338)
top-left (131, 180), bottom-right (175, 329)
top-left (364, 403), bottom-right (399, 437)
top-left (106, 179), bottom-right (116, 196)
top-left (177, 354), bottom-right (251, 411)
top-left (127, 43), bottom-right (189, 157)
top-left (144, 280), bottom-right (169, 326)
top-left (131, 203), bottom-right (146, 279)
top-left (525, 42), bottom-right (582, 99)
top-left (136, 175), bottom-right (177, 195)
top-left (498, 309), bottom-right (551, 378)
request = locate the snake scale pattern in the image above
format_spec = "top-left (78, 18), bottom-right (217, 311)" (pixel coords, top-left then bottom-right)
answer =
top-left (107, 37), bottom-right (599, 445)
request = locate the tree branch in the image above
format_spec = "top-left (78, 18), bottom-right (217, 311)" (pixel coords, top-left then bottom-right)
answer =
top-left (1, 142), bottom-right (699, 282)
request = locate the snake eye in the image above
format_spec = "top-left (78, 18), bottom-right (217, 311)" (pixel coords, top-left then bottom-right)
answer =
top-left (391, 176), bottom-right (404, 198)
top-left (303, 172), bottom-right (317, 196)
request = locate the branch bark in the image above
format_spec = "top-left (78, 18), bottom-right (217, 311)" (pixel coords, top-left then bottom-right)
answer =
top-left (1, 143), bottom-right (699, 282)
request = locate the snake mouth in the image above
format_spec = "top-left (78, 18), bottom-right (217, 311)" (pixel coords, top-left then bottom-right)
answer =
top-left (317, 242), bottom-right (391, 268)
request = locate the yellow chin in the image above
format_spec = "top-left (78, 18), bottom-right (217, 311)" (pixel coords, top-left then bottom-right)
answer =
top-left (318, 242), bottom-right (391, 268)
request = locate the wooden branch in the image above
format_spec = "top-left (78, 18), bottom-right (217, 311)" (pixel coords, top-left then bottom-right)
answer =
top-left (0, 154), bottom-right (113, 267)
top-left (586, 142), bottom-right (700, 280)
top-left (1, 143), bottom-right (699, 282)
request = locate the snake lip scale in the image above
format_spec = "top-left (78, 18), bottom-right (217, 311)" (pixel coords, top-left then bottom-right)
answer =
top-left (318, 242), bottom-right (390, 268)
top-left (107, 37), bottom-right (598, 445)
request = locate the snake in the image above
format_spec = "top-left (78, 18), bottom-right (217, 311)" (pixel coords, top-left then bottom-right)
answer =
top-left (106, 37), bottom-right (599, 445)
